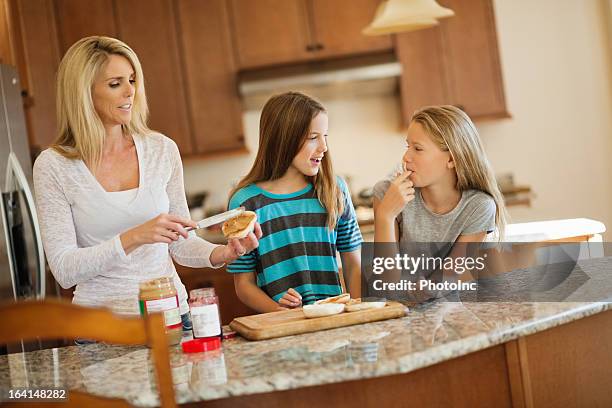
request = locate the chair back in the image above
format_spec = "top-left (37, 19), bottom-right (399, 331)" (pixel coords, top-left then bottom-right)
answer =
top-left (0, 299), bottom-right (177, 408)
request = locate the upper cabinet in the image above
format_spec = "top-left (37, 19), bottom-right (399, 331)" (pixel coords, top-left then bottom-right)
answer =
top-left (7, 0), bottom-right (244, 158)
top-left (228, 0), bottom-right (313, 69)
top-left (54, 0), bottom-right (117, 51)
top-left (308, 0), bottom-right (392, 59)
top-left (396, 0), bottom-right (508, 122)
top-left (229, 0), bottom-right (392, 69)
top-left (176, 0), bottom-right (245, 154)
top-left (438, 0), bottom-right (507, 119)
top-left (3, 0), bottom-right (61, 152)
top-left (115, 0), bottom-right (194, 154)
top-left (6, 0), bottom-right (507, 159)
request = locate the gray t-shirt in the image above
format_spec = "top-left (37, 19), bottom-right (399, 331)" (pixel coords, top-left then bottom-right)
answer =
top-left (373, 179), bottom-right (496, 244)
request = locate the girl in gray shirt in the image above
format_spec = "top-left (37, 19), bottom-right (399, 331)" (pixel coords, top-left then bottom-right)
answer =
top-left (373, 106), bottom-right (507, 299)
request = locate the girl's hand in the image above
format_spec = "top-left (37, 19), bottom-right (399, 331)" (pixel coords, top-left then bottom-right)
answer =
top-left (217, 222), bottom-right (263, 264)
top-left (121, 213), bottom-right (196, 254)
top-left (278, 288), bottom-right (302, 308)
top-left (377, 171), bottom-right (415, 219)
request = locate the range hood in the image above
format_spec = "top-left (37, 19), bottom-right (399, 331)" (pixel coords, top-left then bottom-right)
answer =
top-left (238, 53), bottom-right (402, 111)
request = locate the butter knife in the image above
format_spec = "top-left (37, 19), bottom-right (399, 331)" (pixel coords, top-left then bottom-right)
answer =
top-left (187, 207), bottom-right (245, 231)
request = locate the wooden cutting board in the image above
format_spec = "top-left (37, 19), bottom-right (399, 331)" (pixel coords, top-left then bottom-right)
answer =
top-left (229, 302), bottom-right (407, 341)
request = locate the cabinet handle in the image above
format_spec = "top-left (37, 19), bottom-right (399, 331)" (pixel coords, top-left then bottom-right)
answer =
top-left (306, 44), bottom-right (316, 52)
top-left (315, 43), bottom-right (324, 51)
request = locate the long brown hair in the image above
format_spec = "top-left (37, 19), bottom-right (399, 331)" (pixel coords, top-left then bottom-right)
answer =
top-left (231, 92), bottom-right (343, 229)
top-left (411, 105), bottom-right (508, 240)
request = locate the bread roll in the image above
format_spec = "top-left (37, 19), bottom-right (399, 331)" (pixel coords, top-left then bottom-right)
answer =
top-left (303, 303), bottom-right (345, 318)
top-left (222, 211), bottom-right (257, 239)
top-left (345, 301), bottom-right (386, 312)
top-left (314, 293), bottom-right (350, 305)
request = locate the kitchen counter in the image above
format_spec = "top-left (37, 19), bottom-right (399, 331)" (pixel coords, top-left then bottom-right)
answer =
top-left (2, 256), bottom-right (611, 407)
top-left (500, 218), bottom-right (606, 242)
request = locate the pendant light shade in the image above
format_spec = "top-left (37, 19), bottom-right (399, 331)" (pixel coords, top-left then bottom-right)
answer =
top-left (363, 0), bottom-right (454, 36)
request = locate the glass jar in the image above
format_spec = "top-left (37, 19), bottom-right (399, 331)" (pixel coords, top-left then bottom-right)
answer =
top-left (189, 288), bottom-right (222, 338)
top-left (139, 277), bottom-right (182, 346)
top-left (190, 349), bottom-right (227, 387)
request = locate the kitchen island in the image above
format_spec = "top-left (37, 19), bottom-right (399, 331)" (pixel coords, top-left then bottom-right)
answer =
top-left (1, 256), bottom-right (611, 407)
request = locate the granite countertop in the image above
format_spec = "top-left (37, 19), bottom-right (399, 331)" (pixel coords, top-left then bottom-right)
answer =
top-left (1, 256), bottom-right (611, 406)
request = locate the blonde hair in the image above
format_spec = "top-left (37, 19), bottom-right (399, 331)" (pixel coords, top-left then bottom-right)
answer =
top-left (230, 92), bottom-right (343, 229)
top-left (52, 36), bottom-right (150, 169)
top-left (411, 105), bottom-right (508, 240)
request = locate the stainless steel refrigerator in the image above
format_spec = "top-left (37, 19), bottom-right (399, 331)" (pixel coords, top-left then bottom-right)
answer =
top-left (0, 64), bottom-right (46, 308)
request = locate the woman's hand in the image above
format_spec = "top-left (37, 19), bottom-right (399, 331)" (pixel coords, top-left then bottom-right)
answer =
top-left (377, 171), bottom-right (415, 220)
top-left (210, 222), bottom-right (263, 266)
top-left (121, 213), bottom-right (196, 254)
top-left (278, 288), bottom-right (302, 308)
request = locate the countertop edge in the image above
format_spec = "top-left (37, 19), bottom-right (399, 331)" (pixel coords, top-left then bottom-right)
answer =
top-left (194, 301), bottom-right (611, 402)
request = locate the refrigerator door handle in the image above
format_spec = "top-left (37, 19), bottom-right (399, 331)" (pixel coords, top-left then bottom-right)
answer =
top-left (7, 152), bottom-right (45, 299)
top-left (0, 191), bottom-right (18, 298)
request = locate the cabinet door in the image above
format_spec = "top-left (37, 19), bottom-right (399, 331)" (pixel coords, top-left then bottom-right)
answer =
top-left (438, 0), bottom-right (508, 118)
top-left (0, 0), bottom-right (15, 66)
top-left (395, 0), bottom-right (508, 124)
top-left (309, 0), bottom-right (392, 59)
top-left (229, 0), bottom-right (313, 69)
top-left (11, 0), bottom-right (62, 150)
top-left (54, 0), bottom-right (117, 53)
top-left (114, 0), bottom-right (194, 155)
top-left (396, 27), bottom-right (452, 126)
top-left (177, 0), bottom-right (245, 155)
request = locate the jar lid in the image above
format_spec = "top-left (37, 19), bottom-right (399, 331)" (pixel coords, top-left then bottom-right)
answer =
top-left (181, 337), bottom-right (221, 354)
top-left (139, 276), bottom-right (173, 290)
top-left (189, 287), bottom-right (216, 298)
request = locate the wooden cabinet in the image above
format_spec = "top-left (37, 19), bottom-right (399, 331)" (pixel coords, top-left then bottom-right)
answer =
top-left (396, 0), bottom-right (508, 122)
top-left (114, 0), bottom-right (194, 154)
top-left (6, 0), bottom-right (244, 157)
top-left (7, 0), bottom-right (507, 157)
top-left (309, 0), bottom-right (392, 59)
top-left (229, 0), bottom-right (312, 69)
top-left (516, 310), bottom-right (612, 407)
top-left (229, 0), bottom-right (392, 69)
top-left (396, 27), bottom-right (450, 123)
top-left (176, 0), bottom-right (245, 154)
top-left (7, 0), bottom-right (61, 152)
top-left (54, 0), bottom-right (116, 52)
top-left (0, 0), bottom-right (16, 66)
top-left (439, 0), bottom-right (507, 119)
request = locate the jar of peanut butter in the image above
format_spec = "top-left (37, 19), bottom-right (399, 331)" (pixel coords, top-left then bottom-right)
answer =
top-left (139, 277), bottom-right (182, 346)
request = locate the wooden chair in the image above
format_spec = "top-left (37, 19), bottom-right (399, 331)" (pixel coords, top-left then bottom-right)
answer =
top-left (0, 298), bottom-right (177, 408)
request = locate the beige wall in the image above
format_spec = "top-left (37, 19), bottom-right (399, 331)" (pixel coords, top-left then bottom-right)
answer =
top-left (183, 0), bottom-right (612, 238)
top-left (480, 0), bottom-right (612, 237)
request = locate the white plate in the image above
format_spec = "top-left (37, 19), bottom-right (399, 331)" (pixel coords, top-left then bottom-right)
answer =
top-left (303, 303), bottom-right (345, 318)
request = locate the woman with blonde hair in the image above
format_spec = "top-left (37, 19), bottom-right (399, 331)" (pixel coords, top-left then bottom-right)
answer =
top-left (373, 105), bottom-right (507, 296)
top-left (227, 92), bottom-right (362, 313)
top-left (33, 36), bottom-right (260, 329)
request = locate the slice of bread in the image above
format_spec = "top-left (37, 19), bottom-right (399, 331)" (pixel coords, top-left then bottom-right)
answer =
top-left (222, 211), bottom-right (257, 239)
top-left (314, 293), bottom-right (350, 305)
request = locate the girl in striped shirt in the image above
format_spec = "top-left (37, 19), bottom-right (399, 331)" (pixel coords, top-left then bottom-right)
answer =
top-left (227, 92), bottom-right (363, 313)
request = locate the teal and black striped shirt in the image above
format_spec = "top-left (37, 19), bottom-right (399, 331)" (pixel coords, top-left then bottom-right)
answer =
top-left (227, 177), bottom-right (362, 305)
